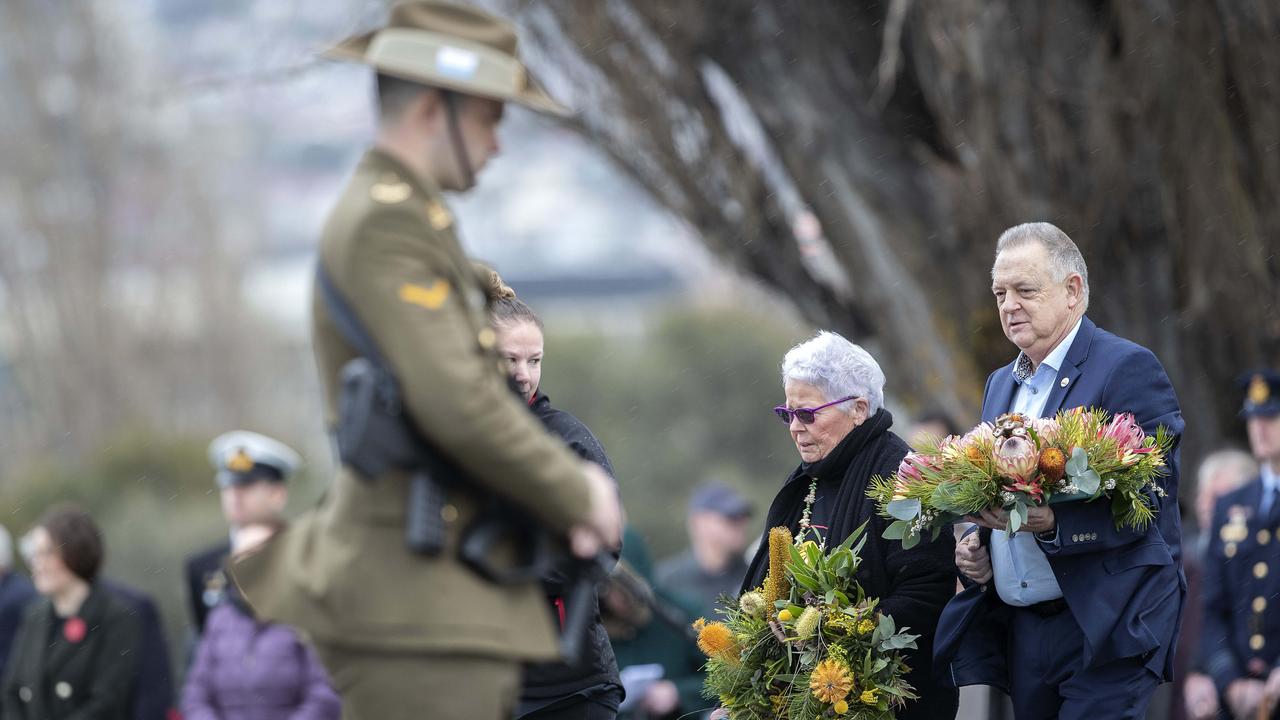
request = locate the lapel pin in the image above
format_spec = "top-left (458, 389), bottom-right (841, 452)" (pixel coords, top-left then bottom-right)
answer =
top-left (1060, 378), bottom-right (1070, 388)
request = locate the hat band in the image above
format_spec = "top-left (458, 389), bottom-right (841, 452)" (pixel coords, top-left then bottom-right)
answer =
top-left (366, 27), bottom-right (527, 98)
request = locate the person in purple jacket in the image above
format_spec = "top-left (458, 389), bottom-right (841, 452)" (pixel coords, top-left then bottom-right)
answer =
top-left (181, 520), bottom-right (340, 720)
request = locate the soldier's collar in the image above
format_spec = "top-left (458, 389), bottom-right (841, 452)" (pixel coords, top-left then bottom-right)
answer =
top-left (363, 146), bottom-right (443, 202)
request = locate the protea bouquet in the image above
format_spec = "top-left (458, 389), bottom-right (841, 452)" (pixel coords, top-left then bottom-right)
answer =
top-left (698, 525), bottom-right (918, 719)
top-left (867, 408), bottom-right (1174, 547)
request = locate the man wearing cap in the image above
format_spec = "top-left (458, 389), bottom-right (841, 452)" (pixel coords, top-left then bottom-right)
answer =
top-left (1199, 370), bottom-right (1280, 719)
top-left (184, 430), bottom-right (301, 636)
top-left (228, 3), bottom-right (622, 720)
top-left (655, 482), bottom-right (753, 622)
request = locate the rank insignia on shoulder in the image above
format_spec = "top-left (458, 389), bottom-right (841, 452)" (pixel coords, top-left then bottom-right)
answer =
top-left (426, 200), bottom-right (453, 231)
top-left (399, 280), bottom-right (450, 310)
top-left (370, 180), bottom-right (412, 204)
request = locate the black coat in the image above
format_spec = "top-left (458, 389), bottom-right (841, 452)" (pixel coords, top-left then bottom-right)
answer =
top-left (102, 581), bottom-right (175, 720)
top-left (742, 409), bottom-right (958, 720)
top-left (0, 571), bottom-right (37, 684)
top-left (183, 541), bottom-right (231, 635)
top-left (2, 583), bottom-right (142, 720)
top-left (519, 391), bottom-right (622, 710)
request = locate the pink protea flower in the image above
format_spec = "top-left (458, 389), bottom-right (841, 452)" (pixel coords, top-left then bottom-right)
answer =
top-left (1101, 413), bottom-right (1146, 452)
top-left (994, 435), bottom-right (1038, 483)
top-left (1031, 417), bottom-right (1060, 445)
top-left (962, 423), bottom-right (997, 449)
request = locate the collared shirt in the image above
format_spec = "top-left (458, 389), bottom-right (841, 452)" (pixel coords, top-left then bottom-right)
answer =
top-left (991, 317), bottom-right (1083, 606)
top-left (1260, 464), bottom-right (1280, 519)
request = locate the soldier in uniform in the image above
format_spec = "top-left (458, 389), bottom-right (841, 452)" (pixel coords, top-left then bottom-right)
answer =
top-left (229, 3), bottom-right (622, 720)
top-left (1200, 370), bottom-right (1280, 718)
top-left (183, 431), bottom-right (301, 636)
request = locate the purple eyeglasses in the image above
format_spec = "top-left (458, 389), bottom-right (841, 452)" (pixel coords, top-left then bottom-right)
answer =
top-left (773, 395), bottom-right (859, 425)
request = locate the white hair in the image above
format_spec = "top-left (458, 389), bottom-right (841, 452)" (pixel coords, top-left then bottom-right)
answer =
top-left (781, 331), bottom-right (885, 414)
top-left (994, 222), bottom-right (1091, 310)
top-left (1197, 448), bottom-right (1258, 499)
top-left (0, 524), bottom-right (12, 569)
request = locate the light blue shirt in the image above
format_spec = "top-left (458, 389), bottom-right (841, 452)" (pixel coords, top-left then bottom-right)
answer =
top-left (990, 318), bottom-right (1082, 606)
top-left (1260, 464), bottom-right (1280, 518)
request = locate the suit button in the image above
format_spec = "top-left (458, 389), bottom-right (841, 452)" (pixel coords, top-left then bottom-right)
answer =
top-left (1226, 543), bottom-right (1238, 558)
top-left (1255, 596), bottom-right (1268, 613)
top-left (55, 681), bottom-right (72, 699)
top-left (1091, 533), bottom-right (1098, 541)
top-left (1256, 562), bottom-right (1270, 579)
top-left (1260, 529), bottom-right (1273, 545)
top-left (440, 504), bottom-right (458, 523)
top-left (1072, 534), bottom-right (1080, 542)
top-left (18, 687), bottom-right (31, 703)
top-left (1252, 634), bottom-right (1266, 651)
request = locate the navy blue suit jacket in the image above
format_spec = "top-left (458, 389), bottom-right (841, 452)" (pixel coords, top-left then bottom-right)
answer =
top-left (935, 316), bottom-right (1186, 689)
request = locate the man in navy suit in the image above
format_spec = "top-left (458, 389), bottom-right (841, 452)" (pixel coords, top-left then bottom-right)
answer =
top-left (935, 222), bottom-right (1185, 719)
top-left (1198, 370), bottom-right (1280, 719)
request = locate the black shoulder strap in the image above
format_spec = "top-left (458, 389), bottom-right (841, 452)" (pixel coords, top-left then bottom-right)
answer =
top-left (315, 263), bottom-right (390, 370)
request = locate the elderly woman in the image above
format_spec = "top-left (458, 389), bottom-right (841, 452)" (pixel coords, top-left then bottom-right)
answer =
top-left (489, 296), bottom-right (623, 720)
top-left (741, 332), bottom-right (958, 720)
top-left (2, 506), bottom-right (141, 720)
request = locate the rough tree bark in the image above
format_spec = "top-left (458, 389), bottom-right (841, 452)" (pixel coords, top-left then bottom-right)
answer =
top-left (489, 0), bottom-right (1279, 466)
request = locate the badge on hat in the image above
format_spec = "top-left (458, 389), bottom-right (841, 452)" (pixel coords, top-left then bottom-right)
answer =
top-left (227, 449), bottom-right (255, 474)
top-left (1250, 374), bottom-right (1271, 406)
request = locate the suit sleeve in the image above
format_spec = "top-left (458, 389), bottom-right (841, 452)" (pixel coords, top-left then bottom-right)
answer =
top-left (65, 610), bottom-right (142, 720)
top-left (340, 210), bottom-right (590, 534)
top-left (1199, 499), bottom-right (1243, 692)
top-left (1039, 345), bottom-right (1183, 557)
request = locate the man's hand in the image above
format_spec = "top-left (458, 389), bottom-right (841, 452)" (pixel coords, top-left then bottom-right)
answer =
top-left (1182, 672), bottom-right (1219, 720)
top-left (955, 532), bottom-right (993, 585)
top-left (966, 507), bottom-right (1008, 532)
top-left (568, 462), bottom-right (623, 559)
top-left (965, 505), bottom-right (1056, 535)
top-left (1023, 505), bottom-right (1056, 534)
top-left (1226, 678), bottom-right (1266, 719)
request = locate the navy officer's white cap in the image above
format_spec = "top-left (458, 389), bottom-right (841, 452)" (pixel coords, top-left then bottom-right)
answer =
top-left (208, 431), bottom-right (302, 488)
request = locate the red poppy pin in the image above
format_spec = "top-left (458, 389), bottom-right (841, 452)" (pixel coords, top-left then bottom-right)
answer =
top-left (63, 617), bottom-right (86, 643)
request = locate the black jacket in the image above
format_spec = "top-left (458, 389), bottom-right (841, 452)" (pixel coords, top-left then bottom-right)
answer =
top-left (0, 572), bottom-right (36, 684)
top-left (183, 541), bottom-right (231, 635)
top-left (102, 581), bottom-right (175, 720)
top-left (2, 583), bottom-right (142, 720)
top-left (742, 409), bottom-right (958, 720)
top-left (520, 391), bottom-right (622, 709)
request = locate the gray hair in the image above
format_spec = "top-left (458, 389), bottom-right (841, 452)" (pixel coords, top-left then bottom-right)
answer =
top-left (1197, 448), bottom-right (1258, 499)
top-left (994, 222), bottom-right (1091, 310)
top-left (0, 524), bottom-right (11, 569)
top-left (781, 331), bottom-right (885, 414)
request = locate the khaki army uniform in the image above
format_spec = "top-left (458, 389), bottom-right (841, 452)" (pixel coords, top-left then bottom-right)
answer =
top-left (231, 149), bottom-right (592, 719)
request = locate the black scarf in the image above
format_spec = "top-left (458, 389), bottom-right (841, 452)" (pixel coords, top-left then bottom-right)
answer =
top-left (741, 408), bottom-right (894, 592)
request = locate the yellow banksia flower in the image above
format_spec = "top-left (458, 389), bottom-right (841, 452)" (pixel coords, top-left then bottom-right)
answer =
top-left (809, 659), bottom-right (853, 704)
top-left (834, 700), bottom-right (849, 715)
top-left (777, 609), bottom-right (793, 622)
top-left (860, 688), bottom-right (879, 705)
top-left (763, 526), bottom-right (793, 607)
top-left (697, 621), bottom-right (738, 662)
top-left (794, 606), bottom-right (821, 640)
top-left (857, 618), bottom-right (876, 635)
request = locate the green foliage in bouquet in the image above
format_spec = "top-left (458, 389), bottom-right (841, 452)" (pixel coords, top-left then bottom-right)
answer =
top-left (698, 524), bottom-right (918, 719)
top-left (866, 408), bottom-right (1176, 547)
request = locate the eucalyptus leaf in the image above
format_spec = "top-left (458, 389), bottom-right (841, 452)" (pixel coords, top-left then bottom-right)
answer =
top-left (1076, 469), bottom-right (1101, 495)
top-left (883, 520), bottom-right (910, 540)
top-left (1066, 447), bottom-right (1089, 476)
top-left (901, 532), bottom-right (920, 550)
top-left (886, 497), bottom-right (922, 521)
top-left (1009, 505), bottom-right (1023, 533)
